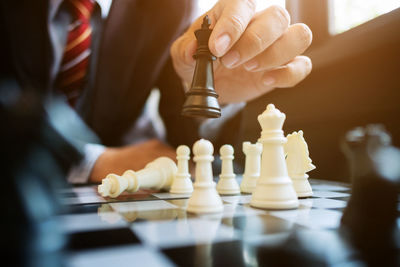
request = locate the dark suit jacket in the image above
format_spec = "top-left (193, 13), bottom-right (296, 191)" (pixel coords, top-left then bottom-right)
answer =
top-left (0, 0), bottom-right (204, 148)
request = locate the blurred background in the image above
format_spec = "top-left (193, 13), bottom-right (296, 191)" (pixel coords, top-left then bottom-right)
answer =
top-left (195, 0), bottom-right (400, 182)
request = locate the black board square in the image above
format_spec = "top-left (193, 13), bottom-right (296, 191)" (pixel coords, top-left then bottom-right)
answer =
top-left (67, 228), bottom-right (140, 251)
top-left (163, 240), bottom-right (246, 267)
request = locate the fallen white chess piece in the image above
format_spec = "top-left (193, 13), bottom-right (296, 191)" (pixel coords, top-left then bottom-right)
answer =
top-left (98, 157), bottom-right (177, 198)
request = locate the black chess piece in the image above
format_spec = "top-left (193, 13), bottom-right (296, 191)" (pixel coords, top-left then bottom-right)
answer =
top-left (340, 124), bottom-right (400, 266)
top-left (181, 15), bottom-right (221, 118)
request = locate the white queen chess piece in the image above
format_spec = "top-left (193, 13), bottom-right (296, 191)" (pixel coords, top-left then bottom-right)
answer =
top-left (284, 130), bottom-right (315, 197)
top-left (216, 144), bottom-right (240, 195)
top-left (98, 157), bottom-right (177, 198)
top-left (240, 141), bottom-right (262, 193)
top-left (250, 104), bottom-right (299, 209)
top-left (187, 139), bottom-right (223, 213)
top-left (170, 145), bottom-right (194, 194)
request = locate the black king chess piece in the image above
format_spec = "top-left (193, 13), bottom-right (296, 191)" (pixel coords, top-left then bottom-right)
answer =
top-left (182, 15), bottom-right (221, 118)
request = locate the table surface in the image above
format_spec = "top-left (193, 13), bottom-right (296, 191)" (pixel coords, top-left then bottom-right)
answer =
top-left (57, 178), bottom-right (400, 267)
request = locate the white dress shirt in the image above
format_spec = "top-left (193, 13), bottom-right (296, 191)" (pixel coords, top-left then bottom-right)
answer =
top-left (48, 0), bottom-right (112, 184)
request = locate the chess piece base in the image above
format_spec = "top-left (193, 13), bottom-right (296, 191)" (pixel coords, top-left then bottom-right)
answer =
top-left (250, 179), bottom-right (299, 210)
top-left (216, 176), bottom-right (240, 195)
top-left (250, 198), bottom-right (299, 210)
top-left (170, 177), bottom-right (193, 194)
top-left (240, 176), bottom-right (258, 193)
top-left (291, 174), bottom-right (313, 198)
top-left (187, 182), bottom-right (223, 213)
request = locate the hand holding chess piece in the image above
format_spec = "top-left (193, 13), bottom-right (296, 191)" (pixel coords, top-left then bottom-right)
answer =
top-left (171, 0), bottom-right (312, 105)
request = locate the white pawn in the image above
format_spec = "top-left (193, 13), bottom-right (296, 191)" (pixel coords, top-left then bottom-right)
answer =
top-left (217, 144), bottom-right (240, 195)
top-left (170, 145), bottom-right (193, 194)
top-left (240, 142), bottom-right (263, 193)
top-left (250, 104), bottom-right (299, 210)
top-left (285, 130), bottom-right (315, 198)
top-left (187, 139), bottom-right (223, 213)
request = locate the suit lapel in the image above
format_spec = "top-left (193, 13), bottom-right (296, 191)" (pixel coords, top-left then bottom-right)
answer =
top-left (80, 0), bottom-right (144, 142)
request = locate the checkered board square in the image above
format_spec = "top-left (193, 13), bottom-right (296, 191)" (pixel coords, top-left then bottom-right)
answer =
top-left (58, 179), bottom-right (399, 267)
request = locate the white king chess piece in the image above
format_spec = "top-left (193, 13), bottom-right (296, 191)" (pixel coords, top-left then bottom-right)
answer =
top-left (170, 145), bottom-right (194, 194)
top-left (98, 157), bottom-right (177, 198)
top-left (187, 139), bottom-right (223, 213)
top-left (250, 104), bottom-right (299, 209)
top-left (216, 144), bottom-right (240, 195)
top-left (240, 141), bottom-right (262, 193)
top-left (284, 130), bottom-right (316, 197)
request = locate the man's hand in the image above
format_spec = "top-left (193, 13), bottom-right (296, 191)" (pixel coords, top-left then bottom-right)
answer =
top-left (90, 139), bottom-right (177, 183)
top-left (171, 0), bottom-right (312, 104)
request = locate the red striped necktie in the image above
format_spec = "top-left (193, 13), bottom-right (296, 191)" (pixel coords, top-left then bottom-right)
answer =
top-left (57, 0), bottom-right (95, 106)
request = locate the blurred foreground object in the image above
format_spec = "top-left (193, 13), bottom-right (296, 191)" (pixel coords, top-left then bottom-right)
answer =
top-left (0, 79), bottom-right (90, 267)
top-left (340, 124), bottom-right (400, 265)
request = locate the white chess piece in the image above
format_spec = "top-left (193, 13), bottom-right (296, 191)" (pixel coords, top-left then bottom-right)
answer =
top-left (250, 104), bottom-right (299, 210)
top-left (187, 139), bottom-right (223, 213)
top-left (170, 145), bottom-right (193, 194)
top-left (98, 157), bottom-right (177, 198)
top-left (240, 142), bottom-right (262, 193)
top-left (216, 144), bottom-right (240, 195)
top-left (285, 130), bottom-right (315, 198)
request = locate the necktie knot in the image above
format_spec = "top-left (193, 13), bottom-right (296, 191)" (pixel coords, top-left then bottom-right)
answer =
top-left (67, 0), bottom-right (95, 21)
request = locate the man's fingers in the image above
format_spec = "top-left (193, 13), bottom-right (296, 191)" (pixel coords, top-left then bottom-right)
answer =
top-left (244, 23), bottom-right (312, 72)
top-left (260, 56), bottom-right (312, 89)
top-left (220, 5), bottom-right (290, 69)
top-left (209, 0), bottom-right (256, 57)
top-left (170, 34), bottom-right (196, 71)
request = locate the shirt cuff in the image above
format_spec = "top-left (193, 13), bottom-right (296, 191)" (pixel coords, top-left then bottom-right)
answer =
top-left (67, 143), bottom-right (106, 184)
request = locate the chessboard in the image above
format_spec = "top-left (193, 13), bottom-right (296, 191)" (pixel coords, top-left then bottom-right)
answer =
top-left (56, 177), bottom-right (399, 267)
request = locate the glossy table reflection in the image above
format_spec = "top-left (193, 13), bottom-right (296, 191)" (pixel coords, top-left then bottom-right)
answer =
top-left (58, 179), bottom-right (400, 267)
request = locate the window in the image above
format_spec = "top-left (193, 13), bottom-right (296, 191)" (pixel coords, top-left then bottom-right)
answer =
top-left (196, 0), bottom-right (286, 17)
top-left (330, 0), bottom-right (400, 34)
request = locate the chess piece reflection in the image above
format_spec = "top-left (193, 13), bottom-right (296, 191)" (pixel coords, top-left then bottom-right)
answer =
top-left (182, 15), bottom-right (221, 118)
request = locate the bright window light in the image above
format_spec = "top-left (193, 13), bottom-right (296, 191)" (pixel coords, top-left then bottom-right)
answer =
top-left (196, 0), bottom-right (286, 17)
top-left (331, 0), bottom-right (400, 34)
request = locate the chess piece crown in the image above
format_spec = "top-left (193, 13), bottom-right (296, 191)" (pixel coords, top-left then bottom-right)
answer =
top-left (258, 104), bottom-right (286, 142)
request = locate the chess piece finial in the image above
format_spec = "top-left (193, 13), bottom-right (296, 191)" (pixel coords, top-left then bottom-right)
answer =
top-left (181, 15), bottom-right (221, 118)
